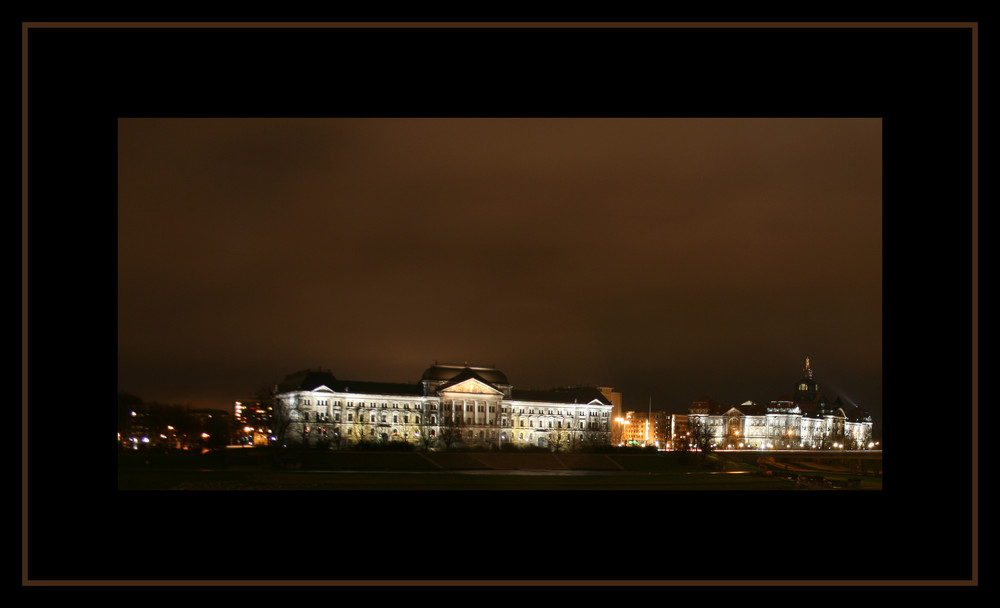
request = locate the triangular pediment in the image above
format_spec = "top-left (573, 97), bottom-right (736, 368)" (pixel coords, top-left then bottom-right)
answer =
top-left (439, 377), bottom-right (502, 396)
top-left (313, 385), bottom-right (335, 393)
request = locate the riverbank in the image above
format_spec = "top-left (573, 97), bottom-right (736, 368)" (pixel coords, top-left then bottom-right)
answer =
top-left (117, 448), bottom-right (881, 490)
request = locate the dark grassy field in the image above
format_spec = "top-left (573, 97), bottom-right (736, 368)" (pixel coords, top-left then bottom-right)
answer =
top-left (118, 448), bottom-right (880, 490)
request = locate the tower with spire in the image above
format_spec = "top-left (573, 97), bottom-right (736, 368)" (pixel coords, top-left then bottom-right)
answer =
top-left (793, 356), bottom-right (820, 404)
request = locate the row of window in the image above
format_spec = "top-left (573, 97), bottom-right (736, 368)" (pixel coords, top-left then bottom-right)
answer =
top-left (298, 398), bottom-right (436, 411)
top-left (514, 419), bottom-right (607, 429)
top-left (299, 411), bottom-right (613, 430)
top-left (443, 402), bottom-right (497, 412)
top-left (300, 425), bottom-right (607, 442)
top-left (512, 407), bottom-right (609, 417)
top-left (295, 394), bottom-right (612, 418)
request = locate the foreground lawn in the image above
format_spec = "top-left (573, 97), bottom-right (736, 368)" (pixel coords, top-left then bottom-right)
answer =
top-left (117, 449), bottom-right (879, 490)
top-left (118, 468), bottom-right (802, 491)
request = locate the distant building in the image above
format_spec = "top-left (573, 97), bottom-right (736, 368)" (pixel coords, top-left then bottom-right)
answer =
top-left (272, 363), bottom-right (614, 449)
top-left (234, 400), bottom-right (272, 446)
top-left (618, 410), bottom-right (649, 445)
top-left (687, 358), bottom-right (874, 450)
top-left (666, 413), bottom-right (690, 450)
top-left (599, 386), bottom-right (624, 426)
top-left (614, 410), bottom-right (676, 449)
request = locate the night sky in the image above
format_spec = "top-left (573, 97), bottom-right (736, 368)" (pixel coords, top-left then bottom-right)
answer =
top-left (117, 117), bottom-right (883, 423)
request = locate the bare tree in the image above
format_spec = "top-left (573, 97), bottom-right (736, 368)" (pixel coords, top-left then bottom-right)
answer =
top-left (673, 430), bottom-right (691, 452)
top-left (352, 405), bottom-right (373, 448)
top-left (548, 432), bottom-right (565, 453)
top-left (611, 419), bottom-right (626, 446)
top-left (567, 432), bottom-right (583, 453)
top-left (439, 411), bottom-right (465, 450)
top-left (691, 418), bottom-right (716, 457)
top-left (330, 426), bottom-right (345, 450)
top-left (256, 384), bottom-right (295, 446)
top-left (414, 408), bottom-right (438, 451)
top-left (582, 424), bottom-right (610, 451)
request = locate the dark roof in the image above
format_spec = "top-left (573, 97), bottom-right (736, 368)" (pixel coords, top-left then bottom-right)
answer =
top-left (511, 386), bottom-right (612, 406)
top-left (336, 380), bottom-right (425, 397)
top-left (694, 401), bottom-right (767, 416)
top-left (436, 367), bottom-right (503, 392)
top-left (276, 370), bottom-right (339, 393)
top-left (731, 401), bottom-right (767, 416)
top-left (689, 398), bottom-right (735, 415)
top-left (421, 363), bottom-right (508, 385)
top-left (276, 369), bottom-right (423, 397)
top-left (845, 404), bottom-right (873, 422)
top-left (277, 367), bottom-right (611, 405)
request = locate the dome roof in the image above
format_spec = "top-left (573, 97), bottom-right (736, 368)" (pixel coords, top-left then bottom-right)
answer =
top-left (421, 363), bottom-right (508, 385)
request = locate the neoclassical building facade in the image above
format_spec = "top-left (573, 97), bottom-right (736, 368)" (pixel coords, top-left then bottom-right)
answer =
top-left (273, 363), bottom-right (615, 449)
top-left (687, 358), bottom-right (875, 450)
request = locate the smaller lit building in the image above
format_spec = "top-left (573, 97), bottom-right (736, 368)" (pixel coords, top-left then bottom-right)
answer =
top-left (666, 413), bottom-right (690, 451)
top-left (615, 410), bottom-right (673, 448)
top-left (233, 400), bottom-right (273, 446)
top-left (687, 359), bottom-right (874, 450)
top-left (619, 411), bottom-right (651, 446)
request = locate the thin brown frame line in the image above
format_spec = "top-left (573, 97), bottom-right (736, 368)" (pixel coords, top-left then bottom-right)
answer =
top-left (20, 21), bottom-right (980, 28)
top-left (22, 579), bottom-right (979, 586)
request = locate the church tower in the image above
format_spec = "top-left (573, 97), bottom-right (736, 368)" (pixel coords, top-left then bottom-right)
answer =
top-left (793, 356), bottom-right (819, 404)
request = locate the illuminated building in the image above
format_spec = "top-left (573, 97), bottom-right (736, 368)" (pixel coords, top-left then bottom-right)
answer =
top-left (667, 413), bottom-right (690, 450)
top-left (273, 363), bottom-right (614, 449)
top-left (613, 410), bottom-right (684, 449)
top-left (619, 411), bottom-right (646, 445)
top-left (687, 358), bottom-right (875, 450)
top-left (233, 400), bottom-right (273, 446)
top-left (599, 386), bottom-right (624, 427)
top-left (618, 411), bottom-right (669, 447)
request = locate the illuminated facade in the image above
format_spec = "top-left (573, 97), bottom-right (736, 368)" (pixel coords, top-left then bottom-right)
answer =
top-left (619, 410), bottom-right (650, 445)
top-left (273, 363), bottom-right (614, 449)
top-left (687, 358), bottom-right (874, 450)
top-left (614, 410), bottom-right (675, 448)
